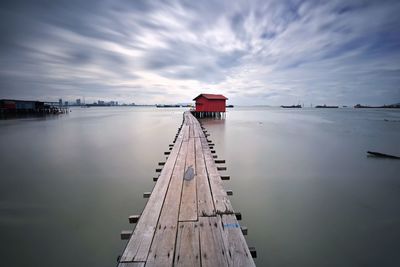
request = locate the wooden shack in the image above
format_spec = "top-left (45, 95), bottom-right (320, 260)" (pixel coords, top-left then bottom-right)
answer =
top-left (192, 94), bottom-right (227, 118)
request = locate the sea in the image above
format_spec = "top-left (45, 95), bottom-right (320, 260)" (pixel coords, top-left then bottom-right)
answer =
top-left (0, 106), bottom-right (399, 267)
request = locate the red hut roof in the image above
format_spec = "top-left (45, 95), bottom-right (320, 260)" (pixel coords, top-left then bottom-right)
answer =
top-left (193, 94), bottom-right (228, 100)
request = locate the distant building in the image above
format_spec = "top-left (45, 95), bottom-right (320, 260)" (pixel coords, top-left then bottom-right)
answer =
top-left (76, 99), bottom-right (81, 105)
top-left (98, 100), bottom-right (104, 105)
top-left (59, 99), bottom-right (62, 107)
top-left (64, 101), bottom-right (69, 106)
top-left (193, 94), bottom-right (228, 112)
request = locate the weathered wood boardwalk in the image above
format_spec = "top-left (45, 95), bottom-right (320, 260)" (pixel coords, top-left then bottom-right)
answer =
top-left (118, 111), bottom-right (255, 267)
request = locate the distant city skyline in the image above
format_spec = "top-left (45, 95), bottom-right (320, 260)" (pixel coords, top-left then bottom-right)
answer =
top-left (0, 0), bottom-right (399, 105)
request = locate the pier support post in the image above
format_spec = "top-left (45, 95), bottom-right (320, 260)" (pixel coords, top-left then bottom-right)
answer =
top-left (121, 230), bottom-right (133, 240)
top-left (128, 215), bottom-right (140, 224)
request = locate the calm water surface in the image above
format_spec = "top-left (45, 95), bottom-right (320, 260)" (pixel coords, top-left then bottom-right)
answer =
top-left (0, 107), bottom-right (399, 267)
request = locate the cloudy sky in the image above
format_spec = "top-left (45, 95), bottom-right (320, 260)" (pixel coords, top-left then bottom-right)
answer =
top-left (0, 0), bottom-right (399, 105)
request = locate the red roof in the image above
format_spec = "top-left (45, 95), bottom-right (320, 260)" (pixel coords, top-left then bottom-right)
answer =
top-left (193, 94), bottom-right (228, 101)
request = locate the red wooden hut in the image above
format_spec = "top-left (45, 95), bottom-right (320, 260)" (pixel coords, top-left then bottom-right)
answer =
top-left (192, 94), bottom-right (228, 118)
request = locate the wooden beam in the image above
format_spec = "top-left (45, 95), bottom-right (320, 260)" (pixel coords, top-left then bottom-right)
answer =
top-left (174, 222), bottom-right (201, 267)
top-left (200, 137), bottom-right (234, 214)
top-left (199, 216), bottom-right (229, 267)
top-left (128, 215), bottom-right (140, 224)
top-left (118, 262), bottom-right (145, 267)
top-left (249, 247), bottom-right (257, 258)
top-left (121, 230), bottom-right (133, 240)
top-left (241, 226), bottom-right (248, 235)
top-left (220, 214), bottom-right (255, 266)
top-left (194, 136), bottom-right (215, 217)
top-left (235, 212), bottom-right (242, 221)
top-left (179, 136), bottom-right (198, 221)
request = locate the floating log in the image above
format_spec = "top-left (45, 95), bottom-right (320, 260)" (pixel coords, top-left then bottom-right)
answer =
top-left (367, 151), bottom-right (400, 159)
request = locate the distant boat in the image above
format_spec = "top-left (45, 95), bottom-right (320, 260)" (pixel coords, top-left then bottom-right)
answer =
top-left (156, 104), bottom-right (181, 108)
top-left (354, 103), bottom-right (400, 108)
top-left (315, 104), bottom-right (338, 108)
top-left (281, 105), bottom-right (302, 108)
top-left (226, 105), bottom-right (234, 108)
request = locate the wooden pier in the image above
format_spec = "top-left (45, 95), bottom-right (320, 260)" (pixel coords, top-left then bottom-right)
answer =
top-left (118, 111), bottom-right (255, 267)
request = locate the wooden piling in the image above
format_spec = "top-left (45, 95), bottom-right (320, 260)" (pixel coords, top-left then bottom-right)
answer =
top-left (129, 215), bottom-right (140, 224)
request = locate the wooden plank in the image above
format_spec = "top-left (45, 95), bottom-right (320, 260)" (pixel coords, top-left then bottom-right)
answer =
top-left (199, 216), bottom-right (229, 267)
top-left (220, 214), bottom-right (256, 266)
top-left (118, 262), bottom-right (145, 267)
top-left (195, 137), bottom-right (215, 217)
top-left (200, 136), bottom-right (234, 215)
top-left (190, 123), bottom-right (196, 138)
top-left (179, 137), bottom-right (198, 221)
top-left (191, 117), bottom-right (234, 214)
top-left (119, 125), bottom-right (188, 262)
top-left (145, 135), bottom-right (189, 267)
top-left (193, 117), bottom-right (200, 138)
top-left (174, 221), bottom-right (201, 267)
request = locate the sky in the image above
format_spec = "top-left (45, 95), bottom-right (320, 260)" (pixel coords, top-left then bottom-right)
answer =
top-left (0, 0), bottom-right (399, 106)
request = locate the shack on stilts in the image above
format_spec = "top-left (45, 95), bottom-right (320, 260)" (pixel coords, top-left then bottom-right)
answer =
top-left (191, 93), bottom-right (228, 118)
